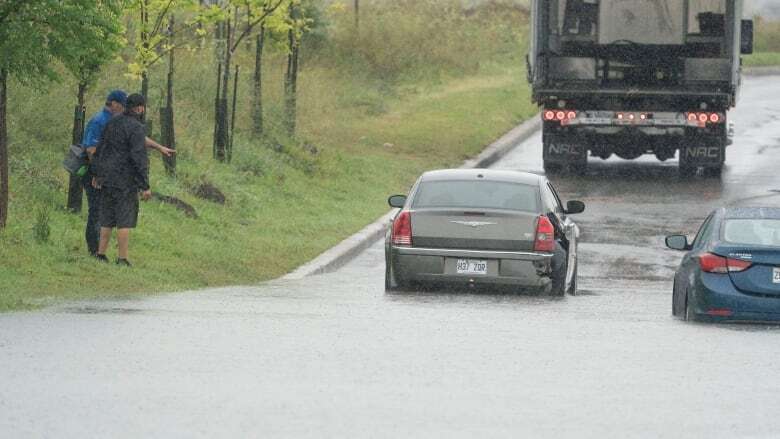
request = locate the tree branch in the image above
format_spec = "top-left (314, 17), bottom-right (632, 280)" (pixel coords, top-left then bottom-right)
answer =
top-left (151, 0), bottom-right (176, 36)
top-left (229, 0), bottom-right (286, 54)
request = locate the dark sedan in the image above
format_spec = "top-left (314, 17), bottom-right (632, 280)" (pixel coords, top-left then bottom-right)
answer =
top-left (384, 169), bottom-right (585, 295)
top-left (667, 207), bottom-right (780, 322)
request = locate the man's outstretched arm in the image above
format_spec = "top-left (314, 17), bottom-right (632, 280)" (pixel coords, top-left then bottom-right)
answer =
top-left (144, 137), bottom-right (176, 157)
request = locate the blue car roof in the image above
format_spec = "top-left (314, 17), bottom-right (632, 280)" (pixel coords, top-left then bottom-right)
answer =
top-left (720, 207), bottom-right (780, 220)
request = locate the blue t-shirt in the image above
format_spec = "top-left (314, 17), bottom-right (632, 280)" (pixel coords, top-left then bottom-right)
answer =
top-left (81, 108), bottom-right (113, 147)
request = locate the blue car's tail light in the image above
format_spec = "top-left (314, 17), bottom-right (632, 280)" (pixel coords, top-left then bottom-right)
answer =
top-left (698, 253), bottom-right (752, 273)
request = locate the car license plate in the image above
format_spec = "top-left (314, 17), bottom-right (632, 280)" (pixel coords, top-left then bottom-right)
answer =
top-left (774, 268), bottom-right (780, 284)
top-left (456, 259), bottom-right (487, 275)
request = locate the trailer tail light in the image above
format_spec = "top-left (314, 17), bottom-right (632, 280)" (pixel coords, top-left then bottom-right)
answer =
top-left (617, 113), bottom-right (624, 120)
top-left (566, 111), bottom-right (577, 120)
top-left (544, 110), bottom-right (556, 121)
top-left (698, 113), bottom-right (708, 123)
top-left (555, 111), bottom-right (566, 121)
top-left (698, 253), bottom-right (751, 273)
top-left (709, 113), bottom-right (721, 123)
top-left (391, 211), bottom-right (412, 246)
top-left (687, 113), bottom-right (697, 122)
top-left (534, 215), bottom-right (555, 253)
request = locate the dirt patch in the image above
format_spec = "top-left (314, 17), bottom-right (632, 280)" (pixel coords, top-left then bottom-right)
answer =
top-left (191, 182), bottom-right (226, 205)
top-left (152, 192), bottom-right (199, 219)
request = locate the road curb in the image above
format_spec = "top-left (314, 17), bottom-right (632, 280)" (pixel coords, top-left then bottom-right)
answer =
top-left (282, 116), bottom-right (542, 280)
top-left (743, 66), bottom-right (780, 76)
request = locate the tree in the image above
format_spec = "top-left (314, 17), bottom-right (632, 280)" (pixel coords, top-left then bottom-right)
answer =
top-left (206, 0), bottom-right (288, 161)
top-left (0, 0), bottom-right (123, 228)
top-left (53, 1), bottom-right (124, 212)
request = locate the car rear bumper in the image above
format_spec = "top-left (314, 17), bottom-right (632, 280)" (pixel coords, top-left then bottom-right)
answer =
top-left (689, 273), bottom-right (780, 323)
top-left (391, 246), bottom-right (554, 289)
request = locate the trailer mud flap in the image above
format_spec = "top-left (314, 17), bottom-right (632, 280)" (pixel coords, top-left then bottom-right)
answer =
top-left (681, 144), bottom-right (724, 166)
top-left (543, 140), bottom-right (587, 164)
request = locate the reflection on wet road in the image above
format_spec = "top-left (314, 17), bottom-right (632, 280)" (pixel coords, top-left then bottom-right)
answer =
top-left (2, 77), bottom-right (780, 438)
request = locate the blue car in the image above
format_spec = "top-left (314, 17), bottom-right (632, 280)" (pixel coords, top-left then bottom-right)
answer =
top-left (666, 207), bottom-right (780, 323)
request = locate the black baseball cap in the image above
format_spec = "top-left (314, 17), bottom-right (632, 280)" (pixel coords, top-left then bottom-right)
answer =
top-left (125, 93), bottom-right (146, 108)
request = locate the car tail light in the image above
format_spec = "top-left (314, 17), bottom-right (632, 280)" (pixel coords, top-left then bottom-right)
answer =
top-left (687, 113), bottom-right (697, 122)
top-left (534, 215), bottom-right (555, 252)
top-left (391, 211), bottom-right (412, 246)
top-left (555, 111), bottom-right (566, 121)
top-left (698, 253), bottom-right (752, 273)
top-left (617, 113), bottom-right (624, 120)
top-left (705, 308), bottom-right (733, 317)
top-left (544, 110), bottom-right (556, 121)
top-left (566, 111), bottom-right (577, 120)
top-left (698, 113), bottom-right (708, 123)
top-left (709, 113), bottom-right (721, 123)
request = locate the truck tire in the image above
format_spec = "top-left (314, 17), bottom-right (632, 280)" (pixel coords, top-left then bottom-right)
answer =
top-left (543, 161), bottom-right (563, 174)
top-left (703, 166), bottom-right (723, 178)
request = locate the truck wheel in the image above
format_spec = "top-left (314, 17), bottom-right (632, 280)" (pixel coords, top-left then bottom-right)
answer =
top-left (543, 161), bottom-right (563, 174)
top-left (703, 166), bottom-right (722, 178)
top-left (678, 164), bottom-right (696, 178)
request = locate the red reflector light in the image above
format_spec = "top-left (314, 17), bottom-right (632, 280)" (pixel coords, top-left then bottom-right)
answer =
top-left (709, 113), bottom-right (720, 123)
top-left (556, 111), bottom-right (566, 121)
top-left (534, 215), bottom-right (555, 252)
top-left (544, 110), bottom-right (556, 121)
top-left (391, 211), bottom-right (412, 246)
top-left (705, 308), bottom-right (733, 317)
top-left (566, 111), bottom-right (577, 120)
top-left (698, 253), bottom-right (752, 273)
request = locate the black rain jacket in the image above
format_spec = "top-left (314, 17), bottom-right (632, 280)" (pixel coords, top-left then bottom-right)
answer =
top-left (93, 113), bottom-right (149, 191)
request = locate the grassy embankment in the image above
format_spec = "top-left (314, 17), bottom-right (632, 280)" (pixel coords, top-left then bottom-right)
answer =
top-left (744, 18), bottom-right (780, 67)
top-left (0, 1), bottom-right (536, 310)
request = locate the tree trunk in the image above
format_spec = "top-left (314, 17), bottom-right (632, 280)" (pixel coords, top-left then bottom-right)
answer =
top-left (355, 0), bottom-right (359, 30)
top-left (162, 14), bottom-right (176, 177)
top-left (252, 26), bottom-right (265, 138)
top-left (285, 18), bottom-right (300, 137)
top-left (140, 0), bottom-right (149, 123)
top-left (214, 17), bottom-right (232, 162)
top-left (0, 69), bottom-right (8, 228)
top-left (66, 81), bottom-right (88, 212)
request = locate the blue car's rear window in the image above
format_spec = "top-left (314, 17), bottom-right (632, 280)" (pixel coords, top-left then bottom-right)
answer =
top-left (723, 219), bottom-right (780, 246)
top-left (412, 180), bottom-right (539, 212)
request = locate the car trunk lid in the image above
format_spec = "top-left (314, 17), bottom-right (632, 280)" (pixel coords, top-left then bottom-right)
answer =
top-left (410, 208), bottom-right (539, 252)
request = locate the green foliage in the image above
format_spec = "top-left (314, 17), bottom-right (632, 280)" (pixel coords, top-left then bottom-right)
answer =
top-left (320, 0), bottom-right (529, 83)
top-left (0, 1), bottom-right (537, 309)
top-left (32, 206), bottom-right (51, 244)
top-left (0, 1), bottom-right (124, 83)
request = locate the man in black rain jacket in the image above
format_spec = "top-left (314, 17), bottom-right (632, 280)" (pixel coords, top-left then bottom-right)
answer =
top-left (92, 93), bottom-right (152, 266)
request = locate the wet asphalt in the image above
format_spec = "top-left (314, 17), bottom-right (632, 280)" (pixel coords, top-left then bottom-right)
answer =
top-left (2, 76), bottom-right (780, 438)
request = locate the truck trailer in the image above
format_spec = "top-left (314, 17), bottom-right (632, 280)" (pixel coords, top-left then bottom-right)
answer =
top-left (526, 0), bottom-right (754, 176)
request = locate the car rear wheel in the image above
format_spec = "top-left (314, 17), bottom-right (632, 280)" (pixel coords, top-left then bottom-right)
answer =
top-left (684, 291), bottom-right (696, 322)
top-left (567, 262), bottom-right (578, 296)
top-left (385, 261), bottom-right (407, 291)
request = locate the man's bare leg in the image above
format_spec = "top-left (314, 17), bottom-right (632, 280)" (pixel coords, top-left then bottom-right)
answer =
top-left (117, 228), bottom-right (130, 260)
top-left (98, 227), bottom-right (112, 255)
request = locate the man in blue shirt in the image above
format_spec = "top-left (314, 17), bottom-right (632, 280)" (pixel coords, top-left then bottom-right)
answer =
top-left (81, 90), bottom-right (175, 256)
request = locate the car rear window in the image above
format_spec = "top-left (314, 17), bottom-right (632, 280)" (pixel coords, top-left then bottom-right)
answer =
top-left (412, 180), bottom-right (539, 212)
top-left (722, 219), bottom-right (780, 246)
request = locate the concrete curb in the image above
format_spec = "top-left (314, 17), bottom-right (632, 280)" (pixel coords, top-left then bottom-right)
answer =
top-left (743, 66), bottom-right (780, 76)
top-left (282, 116), bottom-right (542, 280)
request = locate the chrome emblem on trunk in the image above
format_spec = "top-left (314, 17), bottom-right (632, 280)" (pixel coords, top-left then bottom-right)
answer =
top-left (450, 220), bottom-right (497, 228)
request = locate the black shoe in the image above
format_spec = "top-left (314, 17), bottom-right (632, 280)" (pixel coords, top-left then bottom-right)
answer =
top-left (94, 254), bottom-right (109, 263)
top-left (116, 258), bottom-right (132, 267)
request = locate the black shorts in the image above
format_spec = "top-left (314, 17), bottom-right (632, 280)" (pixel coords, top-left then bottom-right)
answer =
top-left (99, 187), bottom-right (139, 229)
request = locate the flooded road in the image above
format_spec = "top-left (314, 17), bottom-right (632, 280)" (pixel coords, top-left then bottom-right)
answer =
top-left (2, 76), bottom-right (780, 438)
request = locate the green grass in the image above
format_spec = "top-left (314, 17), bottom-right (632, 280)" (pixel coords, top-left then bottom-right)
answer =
top-left (744, 18), bottom-right (780, 67)
top-left (0, 1), bottom-right (535, 311)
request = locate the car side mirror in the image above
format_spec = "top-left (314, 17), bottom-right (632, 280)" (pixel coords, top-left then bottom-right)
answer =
top-left (565, 200), bottom-right (585, 214)
top-left (741, 20), bottom-right (754, 55)
top-left (388, 195), bottom-right (407, 208)
top-left (665, 235), bottom-right (691, 251)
